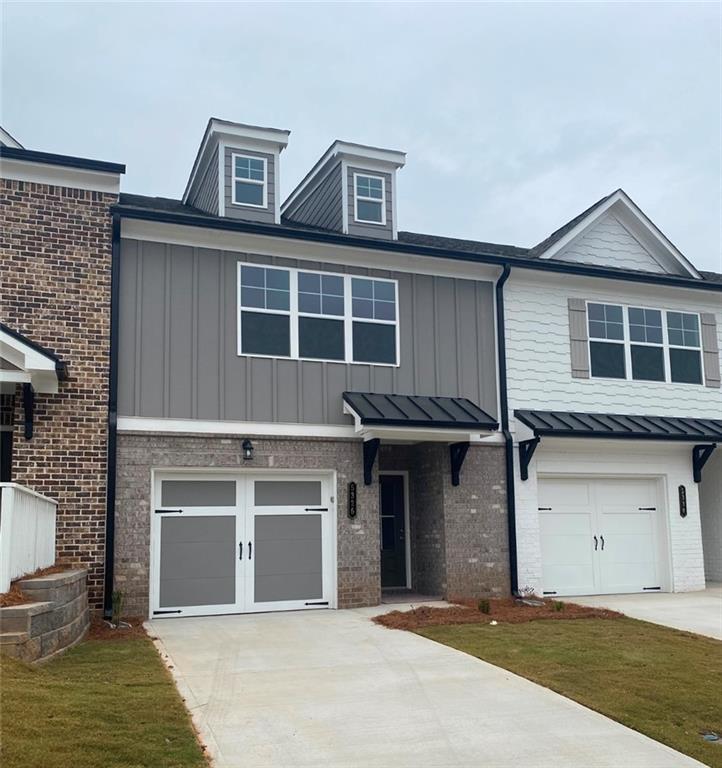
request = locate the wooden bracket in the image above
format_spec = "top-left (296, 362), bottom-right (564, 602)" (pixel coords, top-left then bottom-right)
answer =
top-left (363, 438), bottom-right (380, 486)
top-left (518, 436), bottom-right (540, 481)
top-left (449, 442), bottom-right (470, 486)
top-left (692, 443), bottom-right (716, 483)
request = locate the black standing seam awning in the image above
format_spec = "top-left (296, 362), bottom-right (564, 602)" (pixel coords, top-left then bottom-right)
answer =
top-left (343, 392), bottom-right (498, 431)
top-left (342, 392), bottom-right (498, 487)
top-left (514, 409), bottom-right (722, 483)
top-left (515, 409), bottom-right (722, 442)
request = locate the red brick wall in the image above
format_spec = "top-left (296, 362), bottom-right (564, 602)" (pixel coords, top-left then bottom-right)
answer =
top-left (0, 178), bottom-right (116, 608)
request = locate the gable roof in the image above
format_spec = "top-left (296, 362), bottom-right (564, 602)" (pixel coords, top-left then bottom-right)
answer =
top-left (0, 125), bottom-right (23, 149)
top-left (528, 189), bottom-right (701, 279)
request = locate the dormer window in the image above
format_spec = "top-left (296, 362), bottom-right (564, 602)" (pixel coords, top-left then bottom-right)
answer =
top-left (232, 153), bottom-right (266, 208)
top-left (354, 173), bottom-right (385, 225)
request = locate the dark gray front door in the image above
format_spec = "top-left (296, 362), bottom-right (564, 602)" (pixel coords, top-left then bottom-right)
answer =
top-left (380, 475), bottom-right (407, 588)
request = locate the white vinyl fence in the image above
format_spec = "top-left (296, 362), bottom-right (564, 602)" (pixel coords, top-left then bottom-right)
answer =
top-left (0, 483), bottom-right (57, 593)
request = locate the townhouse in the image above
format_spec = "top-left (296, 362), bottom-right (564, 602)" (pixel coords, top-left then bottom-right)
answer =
top-left (1, 119), bottom-right (720, 619)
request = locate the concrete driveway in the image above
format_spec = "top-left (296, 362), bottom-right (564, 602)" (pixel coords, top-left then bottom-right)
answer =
top-left (570, 583), bottom-right (722, 640)
top-left (148, 605), bottom-right (704, 768)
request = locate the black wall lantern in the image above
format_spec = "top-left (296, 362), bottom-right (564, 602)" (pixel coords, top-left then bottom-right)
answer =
top-left (242, 438), bottom-right (254, 461)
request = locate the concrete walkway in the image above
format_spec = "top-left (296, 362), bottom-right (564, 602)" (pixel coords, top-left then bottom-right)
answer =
top-left (571, 583), bottom-right (722, 640)
top-left (148, 605), bottom-right (704, 768)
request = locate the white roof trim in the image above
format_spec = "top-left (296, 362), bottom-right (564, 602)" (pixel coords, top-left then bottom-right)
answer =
top-left (282, 140), bottom-right (405, 213)
top-left (0, 126), bottom-right (23, 148)
top-left (0, 328), bottom-right (61, 393)
top-left (0, 157), bottom-right (121, 194)
top-left (536, 190), bottom-right (701, 279)
top-left (183, 119), bottom-right (290, 205)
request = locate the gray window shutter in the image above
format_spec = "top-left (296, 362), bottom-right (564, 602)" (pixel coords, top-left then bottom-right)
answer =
top-left (700, 313), bottom-right (721, 388)
top-left (568, 298), bottom-right (590, 378)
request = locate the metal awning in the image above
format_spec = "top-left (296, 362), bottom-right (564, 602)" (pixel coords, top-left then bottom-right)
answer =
top-left (343, 392), bottom-right (498, 431)
top-left (515, 409), bottom-right (722, 483)
top-left (343, 392), bottom-right (499, 486)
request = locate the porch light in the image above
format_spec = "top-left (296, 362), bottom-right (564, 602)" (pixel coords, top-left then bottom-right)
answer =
top-left (242, 438), bottom-right (254, 461)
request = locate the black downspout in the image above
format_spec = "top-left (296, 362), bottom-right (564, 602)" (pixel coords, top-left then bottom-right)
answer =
top-left (495, 264), bottom-right (518, 596)
top-left (103, 214), bottom-right (121, 618)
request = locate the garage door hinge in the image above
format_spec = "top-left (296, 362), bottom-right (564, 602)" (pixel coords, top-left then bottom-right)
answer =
top-left (304, 601), bottom-right (329, 606)
top-left (153, 610), bottom-right (183, 615)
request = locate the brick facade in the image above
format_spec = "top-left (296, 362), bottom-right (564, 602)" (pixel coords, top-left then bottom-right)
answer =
top-left (0, 178), bottom-right (116, 608)
top-left (380, 443), bottom-right (509, 599)
top-left (115, 433), bottom-right (509, 617)
top-left (115, 433), bottom-right (381, 616)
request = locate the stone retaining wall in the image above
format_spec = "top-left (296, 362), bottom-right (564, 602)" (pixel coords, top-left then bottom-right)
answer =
top-left (0, 569), bottom-right (89, 663)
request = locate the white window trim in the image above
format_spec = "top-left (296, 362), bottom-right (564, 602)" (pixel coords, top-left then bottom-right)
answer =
top-left (585, 301), bottom-right (703, 385)
top-left (237, 263), bottom-right (400, 366)
top-left (353, 172), bottom-right (386, 226)
top-left (231, 152), bottom-right (268, 209)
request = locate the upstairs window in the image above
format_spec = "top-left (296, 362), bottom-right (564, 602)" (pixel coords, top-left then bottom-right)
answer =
top-left (351, 278), bottom-right (397, 364)
top-left (239, 266), bottom-right (290, 357)
top-left (586, 301), bottom-right (703, 385)
top-left (628, 307), bottom-right (664, 382)
top-left (238, 265), bottom-right (398, 365)
top-left (667, 312), bottom-right (702, 384)
top-left (354, 173), bottom-right (385, 224)
top-left (588, 303), bottom-right (625, 379)
top-left (232, 154), bottom-right (266, 208)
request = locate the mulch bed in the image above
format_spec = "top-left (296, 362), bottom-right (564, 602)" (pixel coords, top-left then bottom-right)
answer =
top-left (0, 563), bottom-right (73, 607)
top-left (87, 615), bottom-right (149, 641)
top-left (374, 597), bottom-right (622, 631)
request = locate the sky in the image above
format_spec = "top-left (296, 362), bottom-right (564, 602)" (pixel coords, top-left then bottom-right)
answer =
top-left (2, 1), bottom-right (721, 272)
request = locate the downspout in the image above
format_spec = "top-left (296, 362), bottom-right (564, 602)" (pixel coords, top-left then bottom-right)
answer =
top-left (103, 213), bottom-right (121, 618)
top-left (495, 264), bottom-right (518, 595)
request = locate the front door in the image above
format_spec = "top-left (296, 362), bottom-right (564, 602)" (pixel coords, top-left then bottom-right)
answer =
top-left (380, 474), bottom-right (407, 588)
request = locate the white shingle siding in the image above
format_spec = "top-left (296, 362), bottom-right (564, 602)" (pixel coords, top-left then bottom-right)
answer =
top-left (553, 213), bottom-right (668, 273)
top-left (505, 271), bottom-right (722, 426)
top-left (516, 441), bottom-right (707, 594)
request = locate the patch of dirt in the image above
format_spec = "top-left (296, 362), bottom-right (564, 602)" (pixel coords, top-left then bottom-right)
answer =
top-left (87, 615), bottom-right (150, 641)
top-left (374, 596), bottom-right (622, 631)
top-left (0, 563), bottom-right (74, 607)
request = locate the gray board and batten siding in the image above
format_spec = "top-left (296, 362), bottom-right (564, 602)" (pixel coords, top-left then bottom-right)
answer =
top-left (347, 165), bottom-right (394, 240)
top-left (283, 161), bottom-right (344, 233)
top-left (117, 239), bottom-right (499, 425)
top-left (187, 145), bottom-right (219, 216)
top-left (223, 146), bottom-right (276, 224)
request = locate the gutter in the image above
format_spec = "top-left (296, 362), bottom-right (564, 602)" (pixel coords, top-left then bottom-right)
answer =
top-left (112, 204), bottom-right (722, 294)
top-left (495, 264), bottom-right (518, 595)
top-left (103, 214), bottom-right (121, 618)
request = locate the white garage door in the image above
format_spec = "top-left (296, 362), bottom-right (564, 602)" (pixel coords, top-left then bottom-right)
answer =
top-left (538, 477), bottom-right (665, 596)
top-left (151, 473), bottom-right (334, 618)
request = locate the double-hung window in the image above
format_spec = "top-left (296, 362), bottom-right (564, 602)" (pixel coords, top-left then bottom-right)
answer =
top-left (587, 301), bottom-right (702, 384)
top-left (238, 264), bottom-right (398, 365)
top-left (232, 153), bottom-right (266, 207)
top-left (239, 266), bottom-right (291, 357)
top-left (667, 312), bottom-right (702, 384)
top-left (354, 173), bottom-right (385, 224)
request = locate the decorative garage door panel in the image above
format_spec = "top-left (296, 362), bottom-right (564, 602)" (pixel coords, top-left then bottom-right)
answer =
top-left (152, 475), bottom-right (332, 618)
top-left (538, 477), bottom-right (664, 596)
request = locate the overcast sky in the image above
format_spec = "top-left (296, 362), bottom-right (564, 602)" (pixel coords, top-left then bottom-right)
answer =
top-left (2, 2), bottom-right (720, 271)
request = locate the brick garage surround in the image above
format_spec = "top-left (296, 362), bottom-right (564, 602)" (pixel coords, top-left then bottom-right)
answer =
top-left (1, 179), bottom-right (116, 609)
top-left (380, 443), bottom-right (509, 599)
top-left (114, 433), bottom-right (381, 616)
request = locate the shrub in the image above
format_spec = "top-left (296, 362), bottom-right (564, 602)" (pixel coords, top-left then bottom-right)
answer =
top-left (478, 598), bottom-right (491, 614)
top-left (552, 600), bottom-right (565, 612)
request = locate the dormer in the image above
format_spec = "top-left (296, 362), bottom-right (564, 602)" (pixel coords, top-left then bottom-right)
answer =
top-left (282, 140), bottom-right (406, 240)
top-left (183, 118), bottom-right (290, 224)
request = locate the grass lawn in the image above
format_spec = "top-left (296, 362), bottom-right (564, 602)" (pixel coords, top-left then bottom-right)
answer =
top-left (0, 635), bottom-right (207, 768)
top-left (419, 617), bottom-right (722, 767)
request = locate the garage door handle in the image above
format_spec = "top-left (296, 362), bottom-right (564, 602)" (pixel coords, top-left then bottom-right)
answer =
top-left (248, 541), bottom-right (252, 560)
top-left (239, 542), bottom-right (243, 561)
top-left (600, 535), bottom-right (605, 550)
top-left (593, 535), bottom-right (598, 550)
